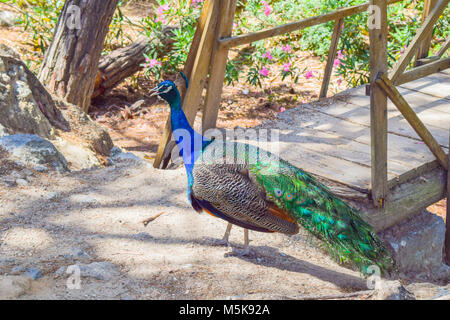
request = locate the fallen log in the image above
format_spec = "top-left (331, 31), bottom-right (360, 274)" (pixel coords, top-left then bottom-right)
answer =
top-left (92, 27), bottom-right (176, 98)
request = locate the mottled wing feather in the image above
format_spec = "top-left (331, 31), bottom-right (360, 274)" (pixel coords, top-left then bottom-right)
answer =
top-left (191, 163), bottom-right (299, 235)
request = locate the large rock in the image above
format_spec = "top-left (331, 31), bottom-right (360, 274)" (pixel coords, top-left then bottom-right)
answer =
top-left (0, 275), bottom-right (31, 299)
top-left (373, 280), bottom-right (415, 300)
top-left (0, 44), bottom-right (21, 60)
top-left (0, 134), bottom-right (69, 172)
top-left (381, 210), bottom-right (450, 281)
top-left (0, 55), bottom-right (65, 139)
top-left (0, 11), bottom-right (19, 27)
top-left (0, 50), bottom-right (114, 170)
top-left (55, 100), bottom-right (113, 157)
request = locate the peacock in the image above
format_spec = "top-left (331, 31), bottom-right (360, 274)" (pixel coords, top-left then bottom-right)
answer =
top-left (150, 74), bottom-right (396, 275)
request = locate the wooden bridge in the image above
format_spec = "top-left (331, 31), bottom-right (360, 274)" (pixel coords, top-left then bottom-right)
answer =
top-left (256, 71), bottom-right (449, 233)
top-left (152, 0), bottom-right (450, 259)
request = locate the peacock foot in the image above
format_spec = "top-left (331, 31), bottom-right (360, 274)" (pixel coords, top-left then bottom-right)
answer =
top-left (212, 238), bottom-right (230, 247)
top-left (228, 246), bottom-right (254, 257)
top-left (202, 236), bottom-right (230, 247)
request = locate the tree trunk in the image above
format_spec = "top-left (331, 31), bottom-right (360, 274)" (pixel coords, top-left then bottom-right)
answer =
top-left (38, 0), bottom-right (119, 113)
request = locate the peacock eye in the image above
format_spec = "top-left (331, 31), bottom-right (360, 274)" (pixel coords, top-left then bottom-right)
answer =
top-left (274, 188), bottom-right (283, 198)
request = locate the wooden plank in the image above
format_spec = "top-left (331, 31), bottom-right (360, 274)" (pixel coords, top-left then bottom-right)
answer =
top-left (366, 164), bottom-right (447, 232)
top-left (317, 89), bottom-right (450, 145)
top-left (299, 104), bottom-right (449, 167)
top-left (262, 140), bottom-right (374, 192)
top-left (387, 159), bottom-right (442, 190)
top-left (377, 73), bottom-right (448, 169)
top-left (399, 71), bottom-right (450, 99)
top-left (153, 0), bottom-right (215, 168)
top-left (258, 102), bottom-right (449, 194)
top-left (369, 0), bottom-right (388, 207)
top-left (319, 18), bottom-right (343, 98)
top-left (389, 0), bottom-right (449, 83)
top-left (396, 57), bottom-right (450, 85)
top-left (446, 130), bottom-right (450, 264)
top-left (219, 0), bottom-right (403, 48)
top-left (202, 0), bottom-right (238, 132)
top-left (415, 0), bottom-right (438, 66)
top-left (335, 83), bottom-right (450, 115)
top-left (273, 128), bottom-right (406, 177)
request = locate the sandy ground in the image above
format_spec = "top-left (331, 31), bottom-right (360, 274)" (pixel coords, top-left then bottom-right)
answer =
top-left (0, 158), bottom-right (449, 300)
top-left (0, 160), bottom-right (369, 299)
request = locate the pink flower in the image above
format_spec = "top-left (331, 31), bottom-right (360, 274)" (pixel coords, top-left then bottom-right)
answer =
top-left (155, 4), bottom-right (170, 24)
top-left (259, 67), bottom-right (269, 77)
top-left (304, 70), bottom-right (314, 79)
top-left (280, 107), bottom-right (286, 112)
top-left (157, 4), bottom-right (169, 14)
top-left (333, 58), bottom-right (342, 68)
top-left (147, 59), bottom-right (161, 68)
top-left (337, 50), bottom-right (344, 60)
top-left (283, 62), bottom-right (292, 72)
top-left (261, 1), bottom-right (272, 16)
top-left (262, 51), bottom-right (273, 60)
top-left (191, 0), bottom-right (203, 8)
top-left (282, 44), bottom-right (291, 53)
top-left (400, 44), bottom-right (407, 54)
top-left (337, 78), bottom-right (342, 85)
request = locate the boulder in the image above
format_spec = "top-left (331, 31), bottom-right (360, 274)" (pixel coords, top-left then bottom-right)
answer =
top-left (373, 280), bottom-right (415, 300)
top-left (0, 134), bottom-right (69, 172)
top-left (0, 275), bottom-right (31, 299)
top-left (0, 11), bottom-right (19, 27)
top-left (381, 210), bottom-right (450, 281)
top-left (0, 49), bottom-right (114, 170)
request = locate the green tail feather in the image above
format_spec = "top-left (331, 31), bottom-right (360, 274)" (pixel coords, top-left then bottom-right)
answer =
top-left (251, 158), bottom-right (396, 275)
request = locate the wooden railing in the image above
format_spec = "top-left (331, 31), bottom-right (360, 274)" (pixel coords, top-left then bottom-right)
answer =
top-left (153, 0), bottom-right (449, 211)
top-left (369, 0), bottom-right (449, 207)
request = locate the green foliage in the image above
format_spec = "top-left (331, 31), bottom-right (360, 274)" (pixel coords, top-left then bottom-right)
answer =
top-left (2, 0), bottom-right (130, 70)
top-left (139, 0), bottom-right (201, 80)
top-left (141, 0), bottom-right (449, 89)
top-left (4, 0), bottom-right (449, 88)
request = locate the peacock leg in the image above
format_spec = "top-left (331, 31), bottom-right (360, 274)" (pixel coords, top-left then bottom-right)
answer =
top-left (242, 228), bottom-right (250, 255)
top-left (212, 223), bottom-right (232, 246)
top-left (222, 223), bottom-right (233, 244)
top-left (231, 228), bottom-right (251, 256)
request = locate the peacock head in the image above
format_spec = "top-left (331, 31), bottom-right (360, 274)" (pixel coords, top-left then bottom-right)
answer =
top-left (149, 80), bottom-right (180, 105)
top-left (149, 72), bottom-right (189, 106)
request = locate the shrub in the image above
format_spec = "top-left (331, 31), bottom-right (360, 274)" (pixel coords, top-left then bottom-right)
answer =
top-left (141, 0), bottom-right (449, 88)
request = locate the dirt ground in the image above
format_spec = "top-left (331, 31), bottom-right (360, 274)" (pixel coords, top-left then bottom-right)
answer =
top-left (0, 159), bottom-right (369, 299)
top-left (0, 158), bottom-right (448, 300)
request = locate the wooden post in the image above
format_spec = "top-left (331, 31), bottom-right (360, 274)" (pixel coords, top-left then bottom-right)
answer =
top-left (415, 0), bottom-right (437, 66)
top-left (369, 0), bottom-right (388, 207)
top-left (320, 18), bottom-right (344, 98)
top-left (153, 0), bottom-right (219, 168)
top-left (445, 129), bottom-right (450, 265)
top-left (202, 0), bottom-right (238, 132)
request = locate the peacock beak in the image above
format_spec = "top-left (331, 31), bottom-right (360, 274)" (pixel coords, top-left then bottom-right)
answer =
top-left (149, 86), bottom-right (160, 97)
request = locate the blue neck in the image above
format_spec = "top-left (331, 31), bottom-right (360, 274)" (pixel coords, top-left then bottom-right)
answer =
top-left (168, 95), bottom-right (209, 190)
